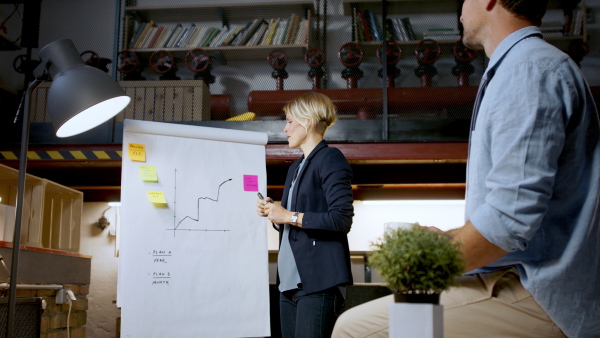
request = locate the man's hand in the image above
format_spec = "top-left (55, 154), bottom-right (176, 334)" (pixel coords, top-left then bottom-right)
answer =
top-left (451, 221), bottom-right (508, 272)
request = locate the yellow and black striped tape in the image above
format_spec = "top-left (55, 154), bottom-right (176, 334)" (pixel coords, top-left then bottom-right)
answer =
top-left (0, 150), bottom-right (123, 160)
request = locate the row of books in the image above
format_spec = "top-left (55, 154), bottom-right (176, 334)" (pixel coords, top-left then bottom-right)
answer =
top-left (422, 28), bottom-right (461, 42)
top-left (541, 8), bottom-right (585, 39)
top-left (351, 7), bottom-right (417, 43)
top-left (128, 14), bottom-right (309, 50)
top-left (563, 8), bottom-right (585, 36)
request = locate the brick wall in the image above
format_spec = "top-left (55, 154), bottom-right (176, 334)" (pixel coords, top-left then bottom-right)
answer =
top-left (14, 284), bottom-right (89, 338)
top-left (0, 243), bottom-right (91, 338)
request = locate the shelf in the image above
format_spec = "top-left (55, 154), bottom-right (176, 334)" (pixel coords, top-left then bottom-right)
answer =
top-left (130, 44), bottom-right (308, 62)
top-left (350, 32), bottom-right (586, 58)
top-left (343, 0), bottom-right (461, 16)
top-left (0, 31), bottom-right (20, 51)
top-left (344, 0), bottom-right (579, 16)
top-left (123, 1), bottom-right (314, 62)
top-left (126, 1), bottom-right (314, 24)
top-left (352, 39), bottom-right (461, 59)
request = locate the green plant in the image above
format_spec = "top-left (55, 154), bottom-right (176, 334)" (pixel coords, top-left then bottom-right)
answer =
top-left (369, 225), bottom-right (465, 295)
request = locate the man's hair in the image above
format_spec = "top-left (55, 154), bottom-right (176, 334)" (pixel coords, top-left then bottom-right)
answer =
top-left (500, 0), bottom-right (549, 26)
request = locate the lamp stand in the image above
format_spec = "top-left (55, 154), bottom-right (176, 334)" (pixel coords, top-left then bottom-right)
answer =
top-left (7, 77), bottom-right (44, 337)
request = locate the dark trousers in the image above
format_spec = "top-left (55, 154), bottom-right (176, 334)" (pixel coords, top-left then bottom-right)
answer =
top-left (279, 287), bottom-right (343, 338)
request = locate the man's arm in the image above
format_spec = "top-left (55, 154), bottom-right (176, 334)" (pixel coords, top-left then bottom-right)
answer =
top-left (450, 221), bottom-right (509, 272)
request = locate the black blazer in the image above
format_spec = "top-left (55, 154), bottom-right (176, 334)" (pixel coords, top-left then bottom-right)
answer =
top-left (277, 140), bottom-right (354, 294)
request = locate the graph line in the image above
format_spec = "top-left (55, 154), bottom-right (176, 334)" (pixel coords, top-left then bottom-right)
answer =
top-left (167, 177), bottom-right (232, 235)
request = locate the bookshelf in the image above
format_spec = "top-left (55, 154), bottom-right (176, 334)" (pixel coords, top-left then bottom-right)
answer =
top-left (122, 1), bottom-right (314, 62)
top-left (0, 31), bottom-right (20, 51)
top-left (342, 0), bottom-right (588, 57)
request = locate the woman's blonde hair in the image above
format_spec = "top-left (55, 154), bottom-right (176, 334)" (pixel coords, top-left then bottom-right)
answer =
top-left (283, 92), bottom-right (337, 136)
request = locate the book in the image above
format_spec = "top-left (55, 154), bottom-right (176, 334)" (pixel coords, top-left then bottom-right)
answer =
top-left (134, 21), bottom-right (155, 48)
top-left (294, 20), bottom-right (309, 45)
top-left (572, 8), bottom-right (584, 36)
top-left (165, 24), bottom-right (183, 48)
top-left (202, 28), bottom-right (221, 47)
top-left (161, 24), bottom-right (180, 47)
top-left (239, 18), bottom-right (265, 46)
top-left (385, 18), bottom-right (398, 41)
top-left (129, 21), bottom-right (147, 48)
top-left (181, 24), bottom-right (199, 48)
top-left (393, 18), bottom-right (408, 41)
top-left (351, 6), bottom-right (357, 42)
top-left (246, 22), bottom-right (268, 46)
top-left (401, 17), bottom-right (416, 40)
top-left (209, 27), bottom-right (229, 47)
top-left (563, 9), bottom-right (573, 36)
top-left (230, 20), bottom-right (253, 46)
top-left (276, 17), bottom-right (290, 45)
top-left (366, 10), bottom-right (382, 41)
top-left (284, 14), bottom-right (300, 45)
top-left (139, 26), bottom-right (158, 48)
top-left (147, 26), bottom-right (165, 48)
top-left (221, 25), bottom-right (244, 46)
top-left (260, 19), bottom-right (279, 45)
top-left (358, 10), bottom-right (373, 41)
top-left (184, 27), bottom-right (208, 48)
top-left (175, 23), bottom-right (196, 48)
top-left (154, 27), bottom-right (173, 48)
top-left (354, 13), bottom-right (365, 42)
top-left (391, 18), bottom-right (407, 41)
top-left (422, 28), bottom-right (461, 41)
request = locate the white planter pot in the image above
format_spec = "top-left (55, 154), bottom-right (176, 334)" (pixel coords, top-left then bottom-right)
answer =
top-left (389, 302), bottom-right (443, 338)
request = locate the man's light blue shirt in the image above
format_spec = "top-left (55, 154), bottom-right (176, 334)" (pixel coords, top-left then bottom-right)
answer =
top-left (466, 26), bottom-right (600, 337)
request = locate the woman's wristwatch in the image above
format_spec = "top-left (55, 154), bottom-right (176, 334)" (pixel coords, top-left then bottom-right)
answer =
top-left (291, 212), bottom-right (299, 225)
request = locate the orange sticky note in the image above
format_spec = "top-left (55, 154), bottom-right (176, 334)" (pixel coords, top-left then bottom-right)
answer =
top-left (129, 143), bottom-right (146, 162)
top-left (147, 191), bottom-right (167, 204)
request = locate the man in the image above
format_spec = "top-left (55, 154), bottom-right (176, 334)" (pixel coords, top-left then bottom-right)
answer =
top-left (332, 0), bottom-right (600, 337)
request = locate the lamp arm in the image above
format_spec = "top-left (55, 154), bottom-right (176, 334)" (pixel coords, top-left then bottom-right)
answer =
top-left (7, 77), bottom-right (44, 338)
top-left (13, 72), bottom-right (48, 124)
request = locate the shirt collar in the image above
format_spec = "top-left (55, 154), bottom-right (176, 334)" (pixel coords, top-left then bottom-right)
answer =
top-left (486, 26), bottom-right (542, 74)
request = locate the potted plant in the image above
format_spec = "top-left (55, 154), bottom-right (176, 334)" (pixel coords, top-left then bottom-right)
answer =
top-left (368, 224), bottom-right (465, 338)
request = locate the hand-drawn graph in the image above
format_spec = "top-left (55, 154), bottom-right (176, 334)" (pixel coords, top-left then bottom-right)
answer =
top-left (167, 169), bottom-right (233, 236)
top-left (120, 120), bottom-right (270, 338)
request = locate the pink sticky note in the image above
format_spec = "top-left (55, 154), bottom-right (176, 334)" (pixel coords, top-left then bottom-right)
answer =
top-left (243, 175), bottom-right (259, 191)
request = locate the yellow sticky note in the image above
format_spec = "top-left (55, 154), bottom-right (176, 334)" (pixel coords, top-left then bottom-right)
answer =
top-left (147, 191), bottom-right (167, 204)
top-left (128, 143), bottom-right (146, 162)
top-left (139, 165), bottom-right (158, 182)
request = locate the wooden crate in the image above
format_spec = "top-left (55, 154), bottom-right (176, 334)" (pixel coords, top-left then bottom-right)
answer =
top-left (117, 80), bottom-right (210, 122)
top-left (30, 80), bottom-right (211, 123)
top-left (0, 164), bottom-right (82, 252)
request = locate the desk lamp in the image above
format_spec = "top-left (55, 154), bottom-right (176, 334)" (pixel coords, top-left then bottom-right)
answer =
top-left (7, 39), bottom-right (130, 336)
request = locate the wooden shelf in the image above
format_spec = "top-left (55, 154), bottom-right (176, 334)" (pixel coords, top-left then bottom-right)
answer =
top-left (126, 2), bottom-right (314, 23)
top-left (123, 1), bottom-right (314, 61)
top-left (131, 44), bottom-right (308, 62)
top-left (343, 0), bottom-right (579, 16)
top-left (343, 0), bottom-right (460, 16)
top-left (0, 31), bottom-right (20, 51)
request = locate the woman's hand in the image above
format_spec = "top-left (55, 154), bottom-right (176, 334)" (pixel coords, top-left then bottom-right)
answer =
top-left (256, 196), bottom-right (274, 217)
top-left (264, 203), bottom-right (292, 225)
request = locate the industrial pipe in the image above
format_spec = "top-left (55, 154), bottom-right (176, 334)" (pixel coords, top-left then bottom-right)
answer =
top-left (247, 87), bottom-right (478, 118)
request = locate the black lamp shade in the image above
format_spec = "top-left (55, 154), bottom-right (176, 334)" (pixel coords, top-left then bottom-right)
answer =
top-left (38, 39), bottom-right (130, 137)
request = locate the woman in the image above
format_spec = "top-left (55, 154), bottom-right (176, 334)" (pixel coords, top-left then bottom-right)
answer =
top-left (256, 92), bottom-right (354, 337)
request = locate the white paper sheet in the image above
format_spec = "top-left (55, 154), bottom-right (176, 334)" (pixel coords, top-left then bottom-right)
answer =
top-left (119, 120), bottom-right (270, 337)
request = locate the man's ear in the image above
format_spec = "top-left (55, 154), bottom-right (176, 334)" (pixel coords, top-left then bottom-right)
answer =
top-left (485, 0), bottom-right (498, 11)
